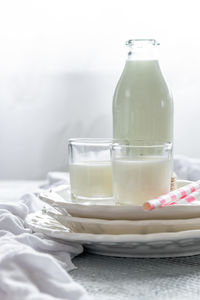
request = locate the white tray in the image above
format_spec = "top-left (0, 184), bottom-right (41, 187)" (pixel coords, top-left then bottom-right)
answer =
top-left (39, 180), bottom-right (200, 220)
top-left (26, 211), bottom-right (200, 258)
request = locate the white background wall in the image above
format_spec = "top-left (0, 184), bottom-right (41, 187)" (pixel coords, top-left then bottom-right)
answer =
top-left (0, 0), bottom-right (200, 179)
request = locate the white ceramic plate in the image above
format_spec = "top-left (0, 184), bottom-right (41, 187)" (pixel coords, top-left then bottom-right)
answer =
top-left (46, 210), bottom-right (200, 235)
top-left (26, 211), bottom-right (200, 258)
top-left (39, 180), bottom-right (200, 220)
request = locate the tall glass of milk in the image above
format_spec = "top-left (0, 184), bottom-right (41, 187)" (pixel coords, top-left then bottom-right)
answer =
top-left (112, 143), bottom-right (172, 205)
top-left (68, 139), bottom-right (113, 203)
top-left (113, 39), bottom-right (173, 146)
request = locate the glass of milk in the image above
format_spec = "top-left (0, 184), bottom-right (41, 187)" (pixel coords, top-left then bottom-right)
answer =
top-left (68, 138), bottom-right (113, 202)
top-left (112, 143), bottom-right (172, 206)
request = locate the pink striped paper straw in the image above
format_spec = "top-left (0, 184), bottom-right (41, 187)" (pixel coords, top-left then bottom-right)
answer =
top-left (143, 180), bottom-right (200, 211)
top-left (178, 189), bottom-right (200, 204)
top-left (161, 189), bottom-right (200, 207)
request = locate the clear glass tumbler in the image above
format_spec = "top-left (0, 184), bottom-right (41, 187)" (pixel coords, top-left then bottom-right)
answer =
top-left (68, 138), bottom-right (113, 202)
top-left (112, 143), bottom-right (172, 205)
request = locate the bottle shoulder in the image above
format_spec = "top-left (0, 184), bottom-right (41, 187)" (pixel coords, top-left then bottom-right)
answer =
top-left (113, 60), bottom-right (173, 102)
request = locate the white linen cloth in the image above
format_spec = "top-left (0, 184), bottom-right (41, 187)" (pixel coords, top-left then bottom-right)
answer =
top-left (174, 155), bottom-right (200, 181)
top-left (0, 174), bottom-right (90, 300)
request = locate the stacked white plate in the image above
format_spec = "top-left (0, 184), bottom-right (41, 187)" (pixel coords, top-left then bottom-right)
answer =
top-left (25, 180), bottom-right (200, 258)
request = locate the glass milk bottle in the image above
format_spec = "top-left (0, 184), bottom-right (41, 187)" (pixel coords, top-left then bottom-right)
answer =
top-left (113, 39), bottom-right (173, 145)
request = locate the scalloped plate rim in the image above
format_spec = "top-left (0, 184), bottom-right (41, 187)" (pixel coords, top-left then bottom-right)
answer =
top-left (26, 211), bottom-right (200, 243)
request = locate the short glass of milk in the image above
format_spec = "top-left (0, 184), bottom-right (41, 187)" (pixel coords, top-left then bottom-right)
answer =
top-left (112, 143), bottom-right (172, 206)
top-left (68, 138), bottom-right (113, 202)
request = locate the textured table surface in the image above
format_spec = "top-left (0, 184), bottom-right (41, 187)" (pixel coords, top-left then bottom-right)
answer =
top-left (71, 251), bottom-right (200, 300)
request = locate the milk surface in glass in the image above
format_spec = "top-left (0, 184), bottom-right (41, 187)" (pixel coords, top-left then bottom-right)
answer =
top-left (113, 156), bottom-right (171, 205)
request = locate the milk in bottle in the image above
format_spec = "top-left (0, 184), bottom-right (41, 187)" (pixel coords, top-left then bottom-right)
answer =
top-left (113, 39), bottom-right (173, 144)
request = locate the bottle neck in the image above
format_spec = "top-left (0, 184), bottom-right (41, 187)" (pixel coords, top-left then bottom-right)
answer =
top-left (126, 39), bottom-right (159, 61)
